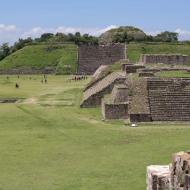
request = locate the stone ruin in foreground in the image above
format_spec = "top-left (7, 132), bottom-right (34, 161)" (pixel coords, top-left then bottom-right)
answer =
top-left (147, 151), bottom-right (190, 190)
top-left (80, 60), bottom-right (190, 122)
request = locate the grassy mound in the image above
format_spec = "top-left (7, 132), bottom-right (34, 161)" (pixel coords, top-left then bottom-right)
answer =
top-left (128, 42), bottom-right (190, 63)
top-left (0, 44), bottom-right (77, 74)
top-left (99, 26), bottom-right (146, 44)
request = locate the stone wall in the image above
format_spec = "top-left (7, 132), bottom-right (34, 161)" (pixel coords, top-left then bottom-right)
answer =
top-left (130, 114), bottom-right (152, 122)
top-left (112, 84), bottom-right (128, 103)
top-left (139, 72), bottom-right (154, 77)
top-left (147, 151), bottom-right (190, 190)
top-left (128, 77), bottom-right (151, 122)
top-left (147, 165), bottom-right (170, 190)
top-left (140, 54), bottom-right (189, 65)
top-left (77, 44), bottom-right (126, 74)
top-left (102, 101), bottom-right (128, 120)
top-left (171, 151), bottom-right (190, 189)
top-left (0, 67), bottom-right (55, 75)
top-left (122, 64), bottom-right (145, 73)
top-left (147, 78), bottom-right (190, 121)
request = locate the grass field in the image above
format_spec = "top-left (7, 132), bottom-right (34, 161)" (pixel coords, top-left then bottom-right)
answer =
top-left (0, 75), bottom-right (190, 190)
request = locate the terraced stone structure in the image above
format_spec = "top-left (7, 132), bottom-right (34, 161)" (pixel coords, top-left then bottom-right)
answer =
top-left (102, 84), bottom-right (129, 120)
top-left (81, 63), bottom-right (190, 122)
top-left (77, 44), bottom-right (126, 74)
top-left (147, 78), bottom-right (190, 121)
top-left (80, 72), bottom-right (126, 108)
top-left (127, 77), bottom-right (152, 122)
top-left (140, 54), bottom-right (189, 65)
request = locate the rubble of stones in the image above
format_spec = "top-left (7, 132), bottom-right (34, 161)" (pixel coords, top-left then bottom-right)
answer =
top-left (147, 151), bottom-right (190, 190)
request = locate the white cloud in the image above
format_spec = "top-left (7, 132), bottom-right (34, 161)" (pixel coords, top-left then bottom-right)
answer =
top-left (0, 24), bottom-right (20, 44)
top-left (0, 24), bottom-right (17, 33)
top-left (146, 30), bottom-right (161, 36)
top-left (21, 25), bottom-right (118, 39)
top-left (175, 28), bottom-right (190, 40)
top-left (93, 25), bottom-right (118, 36)
top-left (21, 27), bottom-right (49, 38)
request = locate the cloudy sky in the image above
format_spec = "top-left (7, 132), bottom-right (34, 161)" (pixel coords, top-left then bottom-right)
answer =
top-left (0, 0), bottom-right (190, 44)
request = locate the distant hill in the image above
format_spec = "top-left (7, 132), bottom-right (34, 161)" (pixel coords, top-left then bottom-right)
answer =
top-left (99, 26), bottom-right (146, 44)
top-left (0, 43), bottom-right (77, 74)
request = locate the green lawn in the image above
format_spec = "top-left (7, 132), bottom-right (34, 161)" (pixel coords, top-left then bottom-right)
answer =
top-left (0, 75), bottom-right (190, 190)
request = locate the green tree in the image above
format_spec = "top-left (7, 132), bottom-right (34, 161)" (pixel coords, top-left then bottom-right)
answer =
top-left (40, 33), bottom-right (54, 42)
top-left (154, 31), bottom-right (179, 42)
top-left (0, 43), bottom-right (10, 60)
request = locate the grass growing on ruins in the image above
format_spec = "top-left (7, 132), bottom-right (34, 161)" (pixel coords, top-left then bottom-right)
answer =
top-left (128, 42), bottom-right (190, 63)
top-left (0, 75), bottom-right (190, 190)
top-left (156, 70), bottom-right (190, 78)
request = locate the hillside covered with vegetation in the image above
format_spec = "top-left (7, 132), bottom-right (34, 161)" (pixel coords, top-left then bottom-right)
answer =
top-left (0, 26), bottom-right (190, 73)
top-left (0, 44), bottom-right (77, 74)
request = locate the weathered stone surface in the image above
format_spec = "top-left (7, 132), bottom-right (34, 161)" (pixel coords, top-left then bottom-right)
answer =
top-left (84, 65), bottom-right (110, 91)
top-left (147, 165), bottom-right (170, 190)
top-left (147, 78), bottom-right (190, 121)
top-left (122, 64), bottom-right (145, 73)
top-left (102, 100), bottom-right (128, 120)
top-left (130, 114), bottom-right (152, 122)
top-left (147, 151), bottom-right (190, 190)
top-left (140, 54), bottom-right (189, 65)
top-left (171, 151), bottom-right (190, 189)
top-left (139, 72), bottom-right (155, 77)
top-left (77, 44), bottom-right (126, 75)
top-left (128, 77), bottom-right (151, 122)
top-left (80, 72), bottom-right (126, 108)
top-left (112, 84), bottom-right (128, 103)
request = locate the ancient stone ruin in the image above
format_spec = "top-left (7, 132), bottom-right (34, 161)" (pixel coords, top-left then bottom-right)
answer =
top-left (81, 59), bottom-right (190, 122)
top-left (147, 165), bottom-right (170, 190)
top-left (102, 84), bottom-right (129, 120)
top-left (148, 78), bottom-right (190, 121)
top-left (140, 54), bottom-right (189, 65)
top-left (79, 44), bottom-right (190, 122)
top-left (77, 44), bottom-right (126, 74)
top-left (80, 71), bottom-right (126, 108)
top-left (147, 151), bottom-right (190, 190)
top-left (122, 63), bottom-right (145, 73)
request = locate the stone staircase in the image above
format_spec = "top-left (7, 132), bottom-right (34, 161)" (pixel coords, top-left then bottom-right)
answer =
top-left (147, 78), bottom-right (190, 121)
top-left (81, 72), bottom-right (126, 108)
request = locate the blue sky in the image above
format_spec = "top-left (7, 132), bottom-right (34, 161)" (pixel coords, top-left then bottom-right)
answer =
top-left (0, 0), bottom-right (190, 43)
